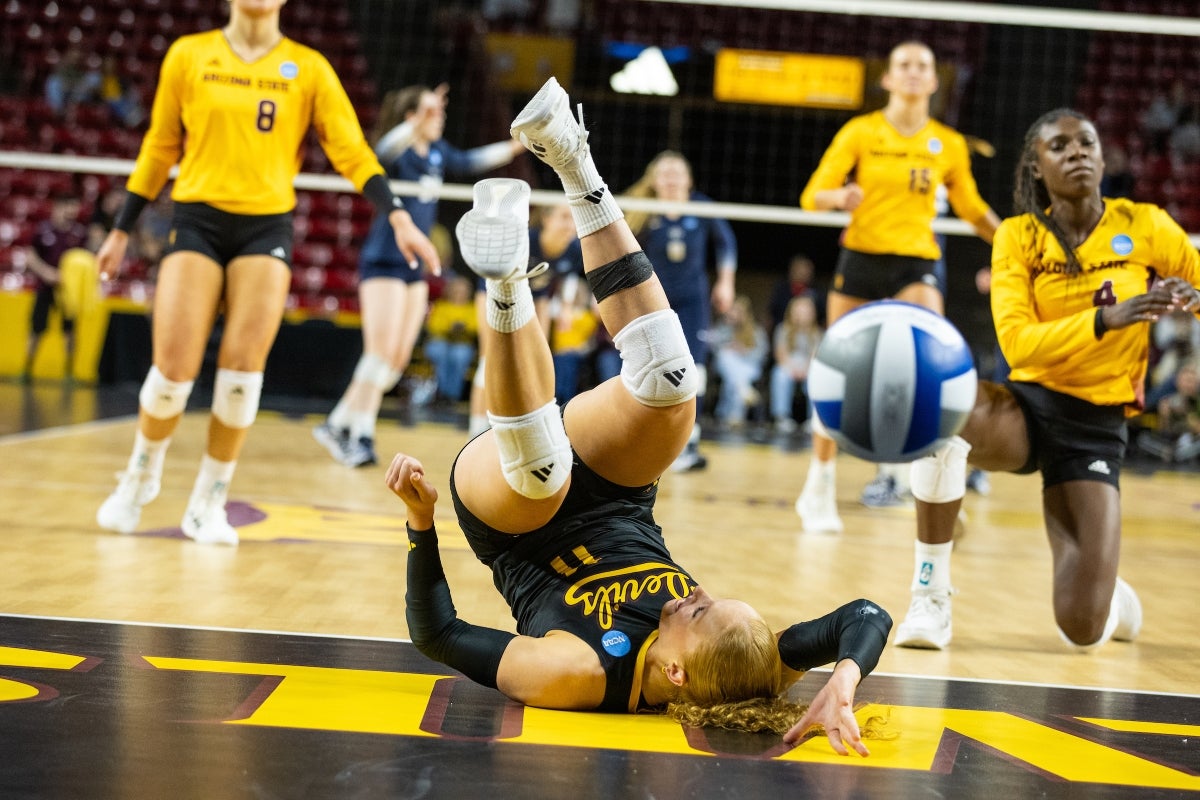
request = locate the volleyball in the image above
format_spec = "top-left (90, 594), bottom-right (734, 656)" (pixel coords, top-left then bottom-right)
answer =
top-left (808, 301), bottom-right (977, 463)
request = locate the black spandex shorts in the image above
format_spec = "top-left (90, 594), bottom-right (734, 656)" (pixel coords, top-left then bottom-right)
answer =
top-left (832, 248), bottom-right (940, 300)
top-left (164, 202), bottom-right (293, 268)
top-left (1006, 380), bottom-right (1128, 489)
top-left (449, 433), bottom-right (659, 569)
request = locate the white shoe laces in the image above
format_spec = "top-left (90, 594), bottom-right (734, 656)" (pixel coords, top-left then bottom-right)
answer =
top-left (908, 589), bottom-right (955, 622)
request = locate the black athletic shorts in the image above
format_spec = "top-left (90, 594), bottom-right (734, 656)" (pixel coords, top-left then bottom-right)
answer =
top-left (164, 202), bottom-right (294, 268)
top-left (30, 285), bottom-right (73, 334)
top-left (450, 434), bottom-right (659, 569)
top-left (1006, 380), bottom-right (1128, 489)
top-left (832, 248), bottom-right (940, 300)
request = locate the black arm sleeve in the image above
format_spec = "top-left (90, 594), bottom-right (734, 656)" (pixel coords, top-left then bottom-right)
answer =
top-left (362, 173), bottom-right (406, 217)
top-left (777, 599), bottom-right (893, 678)
top-left (112, 191), bottom-right (152, 233)
top-left (405, 525), bottom-right (515, 689)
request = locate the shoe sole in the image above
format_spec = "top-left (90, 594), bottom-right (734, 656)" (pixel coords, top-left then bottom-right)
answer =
top-left (181, 517), bottom-right (239, 546)
top-left (455, 214), bottom-right (529, 280)
top-left (96, 504), bottom-right (139, 534)
top-left (894, 629), bottom-right (951, 650)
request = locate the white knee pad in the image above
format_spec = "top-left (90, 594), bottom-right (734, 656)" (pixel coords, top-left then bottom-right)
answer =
top-left (910, 436), bottom-right (971, 504)
top-left (613, 309), bottom-right (699, 407)
top-left (354, 353), bottom-right (402, 392)
top-left (487, 400), bottom-right (572, 499)
top-left (212, 368), bottom-right (264, 429)
top-left (139, 365), bottom-right (194, 420)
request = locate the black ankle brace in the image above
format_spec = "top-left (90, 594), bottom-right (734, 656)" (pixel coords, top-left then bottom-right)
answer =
top-left (585, 251), bottom-right (654, 303)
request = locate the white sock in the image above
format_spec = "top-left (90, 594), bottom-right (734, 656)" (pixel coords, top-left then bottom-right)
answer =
top-left (128, 431), bottom-right (169, 476)
top-left (486, 278), bottom-right (535, 332)
top-left (189, 454), bottom-right (236, 509)
top-left (553, 150), bottom-right (624, 237)
top-left (327, 398), bottom-right (351, 431)
top-left (912, 541), bottom-right (953, 593)
top-left (348, 410), bottom-right (376, 441)
top-left (806, 456), bottom-right (835, 488)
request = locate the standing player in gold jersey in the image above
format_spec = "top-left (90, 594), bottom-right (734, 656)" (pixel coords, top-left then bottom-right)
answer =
top-left (794, 41), bottom-right (1002, 534)
top-left (95, 0), bottom-right (440, 544)
top-left (894, 109), bottom-right (1200, 651)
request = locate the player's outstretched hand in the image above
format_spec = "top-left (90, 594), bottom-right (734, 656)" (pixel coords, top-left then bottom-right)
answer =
top-left (782, 659), bottom-right (870, 757)
top-left (385, 452), bottom-right (438, 530)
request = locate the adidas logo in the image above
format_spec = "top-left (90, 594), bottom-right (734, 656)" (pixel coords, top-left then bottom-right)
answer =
top-left (1087, 459), bottom-right (1112, 475)
top-left (610, 46), bottom-right (679, 96)
top-left (662, 368), bottom-right (688, 387)
top-left (530, 464), bottom-right (556, 483)
top-left (583, 188), bottom-right (606, 205)
top-left (493, 299), bottom-right (514, 310)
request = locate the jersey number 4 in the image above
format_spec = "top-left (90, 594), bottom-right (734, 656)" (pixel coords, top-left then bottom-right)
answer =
top-left (1092, 280), bottom-right (1116, 306)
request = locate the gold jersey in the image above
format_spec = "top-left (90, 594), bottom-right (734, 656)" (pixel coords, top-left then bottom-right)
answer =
top-left (800, 111), bottom-right (993, 259)
top-left (127, 30), bottom-right (383, 215)
top-left (992, 198), bottom-right (1200, 408)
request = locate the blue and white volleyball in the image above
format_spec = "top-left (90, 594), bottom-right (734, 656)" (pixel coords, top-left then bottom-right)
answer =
top-left (808, 301), bottom-right (977, 463)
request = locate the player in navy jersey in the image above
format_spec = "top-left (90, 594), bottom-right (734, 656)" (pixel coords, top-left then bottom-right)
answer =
top-left (315, 84), bottom-right (525, 467)
top-left (387, 78), bottom-right (891, 747)
top-left (626, 151), bottom-right (738, 472)
top-left (23, 193), bottom-right (90, 383)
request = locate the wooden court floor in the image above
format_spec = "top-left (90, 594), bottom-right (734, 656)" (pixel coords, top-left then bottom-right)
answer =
top-left (1, 381), bottom-right (1198, 798)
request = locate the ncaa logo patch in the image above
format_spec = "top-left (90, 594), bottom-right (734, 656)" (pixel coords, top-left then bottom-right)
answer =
top-left (927, 137), bottom-right (943, 155)
top-left (280, 61), bottom-right (299, 80)
top-left (1111, 234), bottom-right (1134, 256)
top-left (601, 631), bottom-right (631, 657)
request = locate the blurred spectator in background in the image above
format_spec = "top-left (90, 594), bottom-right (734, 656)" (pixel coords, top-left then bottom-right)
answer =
top-left (549, 273), bottom-right (597, 403)
top-left (1168, 101), bottom-right (1200, 160)
top-left (99, 55), bottom-right (146, 128)
top-left (421, 273), bottom-right (479, 404)
top-left (1140, 79), bottom-right (1188, 155)
top-left (1147, 307), bottom-right (1200, 407)
top-left (1101, 142), bottom-right (1134, 199)
top-left (767, 252), bottom-right (823, 333)
top-left (769, 293), bottom-right (822, 434)
top-left (88, 183), bottom-right (126, 250)
top-left (710, 294), bottom-right (768, 429)
top-left (1138, 357), bottom-right (1200, 463)
top-left (44, 46), bottom-right (101, 118)
top-left (23, 194), bottom-right (92, 382)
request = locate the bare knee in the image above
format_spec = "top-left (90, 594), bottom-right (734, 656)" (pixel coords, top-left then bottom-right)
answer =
top-left (1055, 599), bottom-right (1110, 646)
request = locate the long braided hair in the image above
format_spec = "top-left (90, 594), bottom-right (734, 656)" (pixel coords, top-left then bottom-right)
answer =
top-left (1011, 108), bottom-right (1093, 275)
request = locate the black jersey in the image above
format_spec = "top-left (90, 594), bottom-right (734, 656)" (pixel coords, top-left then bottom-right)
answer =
top-left (451, 451), bottom-right (698, 712)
